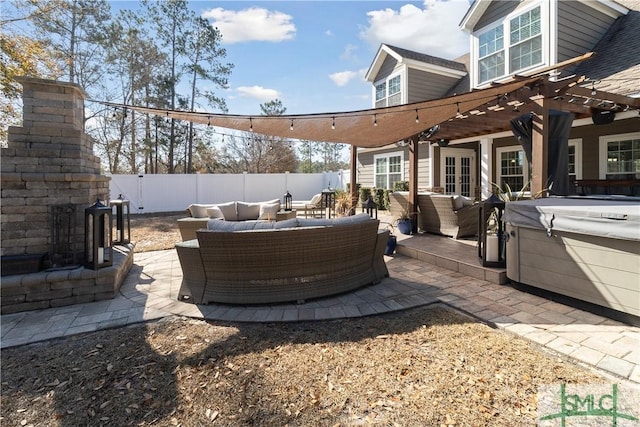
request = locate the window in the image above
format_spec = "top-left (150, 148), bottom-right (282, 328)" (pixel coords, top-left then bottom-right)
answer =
top-left (476, 5), bottom-right (543, 85)
top-left (509, 7), bottom-right (542, 73)
top-left (374, 152), bottom-right (403, 189)
top-left (478, 26), bottom-right (504, 83)
top-left (496, 146), bottom-right (528, 192)
top-left (374, 74), bottom-right (402, 108)
top-left (599, 133), bottom-right (640, 179)
top-left (568, 139), bottom-right (582, 180)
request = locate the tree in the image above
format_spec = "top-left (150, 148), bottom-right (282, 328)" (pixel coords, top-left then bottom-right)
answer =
top-left (1, 1), bottom-right (61, 143)
top-left (217, 99), bottom-right (298, 173)
top-left (27, 0), bottom-right (111, 90)
top-left (182, 16), bottom-right (232, 173)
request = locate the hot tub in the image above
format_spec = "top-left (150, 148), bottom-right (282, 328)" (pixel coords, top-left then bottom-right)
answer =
top-left (504, 196), bottom-right (640, 320)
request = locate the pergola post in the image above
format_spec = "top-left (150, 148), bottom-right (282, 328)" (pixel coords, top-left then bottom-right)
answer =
top-left (531, 98), bottom-right (550, 197)
top-left (350, 145), bottom-right (358, 212)
top-left (408, 135), bottom-right (419, 233)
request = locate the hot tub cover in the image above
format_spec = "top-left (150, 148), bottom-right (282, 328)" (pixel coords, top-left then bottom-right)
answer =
top-left (504, 196), bottom-right (640, 241)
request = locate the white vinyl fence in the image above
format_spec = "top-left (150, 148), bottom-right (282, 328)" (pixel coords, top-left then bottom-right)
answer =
top-left (108, 171), bottom-right (350, 214)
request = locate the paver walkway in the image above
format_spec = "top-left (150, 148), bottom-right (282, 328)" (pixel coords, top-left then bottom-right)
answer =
top-left (1, 249), bottom-right (639, 385)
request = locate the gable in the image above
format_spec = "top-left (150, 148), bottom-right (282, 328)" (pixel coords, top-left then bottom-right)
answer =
top-left (557, 1), bottom-right (618, 65)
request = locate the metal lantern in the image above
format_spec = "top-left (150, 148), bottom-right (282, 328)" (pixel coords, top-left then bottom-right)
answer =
top-left (283, 190), bottom-right (293, 211)
top-left (478, 194), bottom-right (506, 268)
top-left (84, 199), bottom-right (113, 270)
top-left (110, 194), bottom-right (130, 245)
top-left (321, 188), bottom-right (336, 219)
top-left (362, 195), bottom-right (378, 219)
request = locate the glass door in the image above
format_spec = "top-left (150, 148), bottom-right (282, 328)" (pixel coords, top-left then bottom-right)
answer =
top-left (440, 148), bottom-right (476, 197)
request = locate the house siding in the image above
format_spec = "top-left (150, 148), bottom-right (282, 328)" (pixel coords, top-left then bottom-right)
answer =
top-left (491, 118), bottom-right (640, 182)
top-left (407, 69), bottom-right (461, 103)
top-left (557, 1), bottom-right (617, 64)
top-left (373, 56), bottom-right (399, 82)
top-left (474, 1), bottom-right (519, 31)
top-left (357, 146), bottom-right (430, 189)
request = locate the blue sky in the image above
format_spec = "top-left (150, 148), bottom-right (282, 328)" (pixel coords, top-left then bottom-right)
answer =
top-left (184, 0), bottom-right (471, 116)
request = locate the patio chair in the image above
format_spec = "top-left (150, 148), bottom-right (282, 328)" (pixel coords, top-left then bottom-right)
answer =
top-left (292, 193), bottom-right (323, 218)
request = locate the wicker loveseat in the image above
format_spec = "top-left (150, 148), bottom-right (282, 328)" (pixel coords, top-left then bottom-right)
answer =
top-left (417, 194), bottom-right (479, 239)
top-left (178, 199), bottom-right (281, 241)
top-left (175, 213), bottom-right (389, 305)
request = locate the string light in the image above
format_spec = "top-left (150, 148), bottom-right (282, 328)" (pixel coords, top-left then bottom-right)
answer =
top-left (591, 82), bottom-right (597, 96)
top-left (415, 109), bottom-right (419, 123)
top-left (290, 119), bottom-right (294, 131)
top-left (249, 117), bottom-right (253, 132)
top-left (207, 116), bottom-right (211, 127)
top-left (331, 116), bottom-right (335, 130)
top-left (373, 114), bottom-right (377, 126)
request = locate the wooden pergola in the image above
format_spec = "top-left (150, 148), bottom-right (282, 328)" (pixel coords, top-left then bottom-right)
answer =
top-left (98, 53), bottom-right (640, 221)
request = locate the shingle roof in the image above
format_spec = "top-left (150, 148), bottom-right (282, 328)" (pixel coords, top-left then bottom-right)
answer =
top-left (383, 44), bottom-right (467, 72)
top-left (574, 7), bottom-right (640, 96)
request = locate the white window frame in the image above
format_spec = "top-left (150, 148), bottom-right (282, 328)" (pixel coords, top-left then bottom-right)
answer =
top-left (568, 139), bottom-right (583, 180)
top-left (598, 132), bottom-right (640, 179)
top-left (496, 146), bottom-right (529, 193)
top-left (373, 151), bottom-right (404, 189)
top-left (373, 72), bottom-right (403, 108)
top-left (472, 2), bottom-right (548, 87)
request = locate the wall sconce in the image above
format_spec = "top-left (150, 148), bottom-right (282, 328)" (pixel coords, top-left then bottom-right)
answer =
top-left (283, 190), bottom-right (293, 211)
top-left (110, 194), bottom-right (130, 245)
top-left (84, 199), bottom-right (113, 270)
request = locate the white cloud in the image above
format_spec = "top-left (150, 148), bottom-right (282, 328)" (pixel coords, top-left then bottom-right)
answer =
top-left (329, 69), bottom-right (367, 87)
top-left (325, 29), bottom-right (334, 37)
top-left (202, 7), bottom-right (296, 43)
top-left (236, 85), bottom-right (281, 102)
top-left (359, 0), bottom-right (468, 59)
top-left (340, 44), bottom-right (359, 62)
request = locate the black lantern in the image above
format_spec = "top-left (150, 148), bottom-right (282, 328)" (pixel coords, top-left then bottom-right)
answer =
top-left (478, 194), bottom-right (506, 267)
top-left (84, 199), bottom-right (113, 270)
top-left (110, 194), bottom-right (130, 245)
top-left (321, 188), bottom-right (336, 219)
top-left (362, 195), bottom-right (378, 219)
top-left (283, 190), bottom-right (293, 211)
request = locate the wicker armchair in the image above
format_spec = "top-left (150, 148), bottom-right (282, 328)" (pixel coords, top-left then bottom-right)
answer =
top-left (175, 214), bottom-right (389, 305)
top-left (417, 194), bottom-right (479, 239)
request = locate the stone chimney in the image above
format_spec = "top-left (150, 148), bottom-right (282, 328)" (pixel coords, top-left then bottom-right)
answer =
top-left (1, 77), bottom-right (110, 272)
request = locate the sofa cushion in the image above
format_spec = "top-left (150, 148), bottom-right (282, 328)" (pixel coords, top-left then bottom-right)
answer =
top-left (206, 206), bottom-right (225, 219)
top-left (207, 219), bottom-right (277, 232)
top-left (188, 204), bottom-right (216, 218)
top-left (236, 201), bottom-right (262, 221)
top-left (216, 201), bottom-right (238, 221)
top-left (258, 202), bottom-right (280, 220)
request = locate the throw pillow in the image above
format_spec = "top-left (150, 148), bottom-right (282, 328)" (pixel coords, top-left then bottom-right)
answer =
top-left (258, 202), bottom-right (280, 220)
top-left (206, 206), bottom-right (224, 219)
top-left (188, 204), bottom-right (215, 218)
top-left (216, 201), bottom-right (238, 221)
top-left (452, 195), bottom-right (465, 210)
top-left (236, 201), bottom-right (261, 221)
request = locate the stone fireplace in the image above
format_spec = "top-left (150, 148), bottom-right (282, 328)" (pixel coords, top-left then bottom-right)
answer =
top-left (1, 77), bottom-right (133, 314)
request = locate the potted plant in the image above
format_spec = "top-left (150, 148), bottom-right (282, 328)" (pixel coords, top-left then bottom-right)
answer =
top-left (395, 206), bottom-right (414, 235)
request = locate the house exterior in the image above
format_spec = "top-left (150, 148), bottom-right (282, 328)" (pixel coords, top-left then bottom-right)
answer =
top-left (359, 0), bottom-right (640, 199)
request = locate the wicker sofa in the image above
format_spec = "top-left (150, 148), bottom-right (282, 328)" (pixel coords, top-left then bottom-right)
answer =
top-left (417, 194), bottom-right (479, 239)
top-left (388, 192), bottom-right (478, 239)
top-left (175, 214), bottom-right (389, 305)
top-left (178, 199), bottom-right (281, 241)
